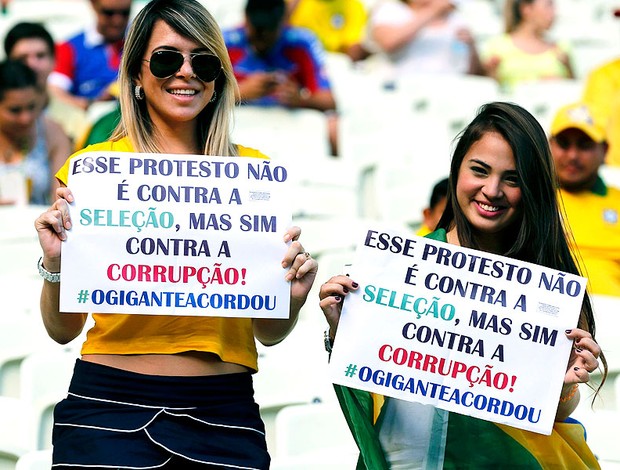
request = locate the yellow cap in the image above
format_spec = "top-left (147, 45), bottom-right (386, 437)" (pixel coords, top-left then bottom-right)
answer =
top-left (550, 102), bottom-right (606, 143)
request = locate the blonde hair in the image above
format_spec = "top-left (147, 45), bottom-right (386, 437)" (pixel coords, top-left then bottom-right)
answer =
top-left (112, 0), bottom-right (238, 156)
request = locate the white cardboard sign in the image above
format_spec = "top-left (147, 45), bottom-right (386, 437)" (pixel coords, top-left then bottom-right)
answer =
top-left (59, 151), bottom-right (292, 318)
top-left (329, 227), bottom-right (586, 434)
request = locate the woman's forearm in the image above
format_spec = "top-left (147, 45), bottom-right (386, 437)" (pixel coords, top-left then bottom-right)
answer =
top-left (555, 384), bottom-right (579, 422)
top-left (252, 295), bottom-right (306, 346)
top-left (40, 272), bottom-right (87, 344)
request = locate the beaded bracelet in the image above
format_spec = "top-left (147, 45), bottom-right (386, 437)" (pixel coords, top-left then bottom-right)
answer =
top-left (559, 384), bottom-right (578, 403)
top-left (324, 329), bottom-right (334, 354)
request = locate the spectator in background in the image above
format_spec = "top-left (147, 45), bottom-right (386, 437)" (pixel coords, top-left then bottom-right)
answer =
top-left (48, 0), bottom-right (132, 111)
top-left (4, 22), bottom-right (87, 143)
top-left (549, 102), bottom-right (620, 297)
top-left (224, 0), bottom-right (339, 155)
top-left (73, 104), bottom-right (121, 150)
top-left (582, 8), bottom-right (620, 167)
top-left (368, 0), bottom-right (484, 79)
top-left (0, 60), bottom-right (71, 205)
top-left (4, 22), bottom-right (56, 109)
top-left (287, 0), bottom-right (371, 62)
top-left (482, 0), bottom-right (573, 92)
top-left (417, 176), bottom-right (448, 236)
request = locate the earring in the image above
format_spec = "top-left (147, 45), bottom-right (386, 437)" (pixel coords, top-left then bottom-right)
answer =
top-left (134, 84), bottom-right (144, 100)
top-left (209, 90), bottom-right (217, 103)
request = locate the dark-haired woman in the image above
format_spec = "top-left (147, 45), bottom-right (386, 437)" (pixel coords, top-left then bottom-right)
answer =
top-left (320, 102), bottom-right (606, 469)
top-left (0, 60), bottom-right (70, 204)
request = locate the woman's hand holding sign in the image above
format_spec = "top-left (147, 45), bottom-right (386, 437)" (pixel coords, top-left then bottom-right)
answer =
top-left (35, 186), bottom-right (74, 271)
top-left (35, 185), bottom-right (87, 345)
top-left (319, 275), bottom-right (360, 346)
top-left (556, 328), bottom-right (602, 420)
top-left (253, 226), bottom-right (318, 347)
top-left (566, 328), bottom-right (601, 382)
top-left (283, 226), bottom-right (318, 300)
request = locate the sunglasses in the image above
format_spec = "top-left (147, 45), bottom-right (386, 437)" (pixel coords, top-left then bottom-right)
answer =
top-left (145, 50), bottom-right (222, 83)
top-left (100, 8), bottom-right (131, 17)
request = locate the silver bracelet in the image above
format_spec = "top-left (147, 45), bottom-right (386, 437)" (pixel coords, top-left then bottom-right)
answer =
top-left (37, 257), bottom-right (60, 283)
top-left (324, 329), bottom-right (334, 354)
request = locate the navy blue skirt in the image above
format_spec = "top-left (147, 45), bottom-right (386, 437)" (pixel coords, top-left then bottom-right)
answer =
top-left (52, 359), bottom-right (269, 469)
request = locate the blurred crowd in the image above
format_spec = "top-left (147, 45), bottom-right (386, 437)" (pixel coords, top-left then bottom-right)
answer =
top-left (0, 0), bottom-right (619, 298)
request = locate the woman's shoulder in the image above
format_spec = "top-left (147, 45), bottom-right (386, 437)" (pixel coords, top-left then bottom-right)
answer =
top-left (236, 144), bottom-right (269, 159)
top-left (73, 136), bottom-right (134, 156)
top-left (42, 117), bottom-right (72, 170)
top-left (591, 57), bottom-right (620, 77)
top-left (553, 39), bottom-right (572, 54)
top-left (483, 34), bottom-right (513, 52)
top-left (425, 228), bottom-right (448, 242)
top-left (56, 137), bottom-right (134, 185)
top-left (42, 115), bottom-right (66, 136)
top-left (371, 0), bottom-right (411, 25)
top-left (43, 116), bottom-right (71, 149)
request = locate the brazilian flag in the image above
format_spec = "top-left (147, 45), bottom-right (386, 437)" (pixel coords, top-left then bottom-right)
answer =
top-left (335, 385), bottom-right (600, 469)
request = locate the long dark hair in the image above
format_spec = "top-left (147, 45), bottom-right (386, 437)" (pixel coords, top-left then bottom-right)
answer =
top-left (0, 59), bottom-right (37, 101)
top-left (505, 0), bottom-right (535, 33)
top-left (437, 102), bottom-right (607, 392)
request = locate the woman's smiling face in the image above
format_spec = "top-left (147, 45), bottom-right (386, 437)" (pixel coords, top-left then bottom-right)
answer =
top-left (456, 131), bottom-right (523, 239)
top-left (138, 19), bottom-right (215, 128)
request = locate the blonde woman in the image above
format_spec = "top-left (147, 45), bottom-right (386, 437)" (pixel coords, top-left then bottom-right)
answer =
top-left (34, 0), bottom-right (317, 467)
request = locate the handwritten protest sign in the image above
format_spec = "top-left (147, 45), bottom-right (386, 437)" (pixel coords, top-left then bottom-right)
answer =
top-left (59, 151), bottom-right (292, 318)
top-left (329, 227), bottom-right (587, 434)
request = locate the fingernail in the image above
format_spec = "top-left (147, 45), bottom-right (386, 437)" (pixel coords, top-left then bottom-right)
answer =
top-left (343, 287), bottom-right (349, 293)
top-left (565, 329), bottom-right (572, 334)
top-left (352, 282), bottom-right (359, 288)
top-left (575, 348), bottom-right (583, 353)
top-left (574, 367), bottom-right (580, 371)
top-left (335, 296), bottom-right (342, 302)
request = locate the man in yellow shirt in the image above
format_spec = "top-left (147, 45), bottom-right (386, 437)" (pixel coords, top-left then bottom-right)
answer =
top-left (287, 0), bottom-right (370, 61)
top-left (582, 58), bottom-right (620, 166)
top-left (549, 102), bottom-right (620, 296)
top-left (579, 8), bottom-right (620, 165)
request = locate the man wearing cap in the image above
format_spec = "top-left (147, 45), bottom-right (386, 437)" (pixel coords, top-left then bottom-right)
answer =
top-left (223, 0), bottom-right (338, 154)
top-left (549, 102), bottom-right (620, 296)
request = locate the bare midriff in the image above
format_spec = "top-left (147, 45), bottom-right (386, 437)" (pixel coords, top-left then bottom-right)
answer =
top-left (82, 352), bottom-right (251, 376)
